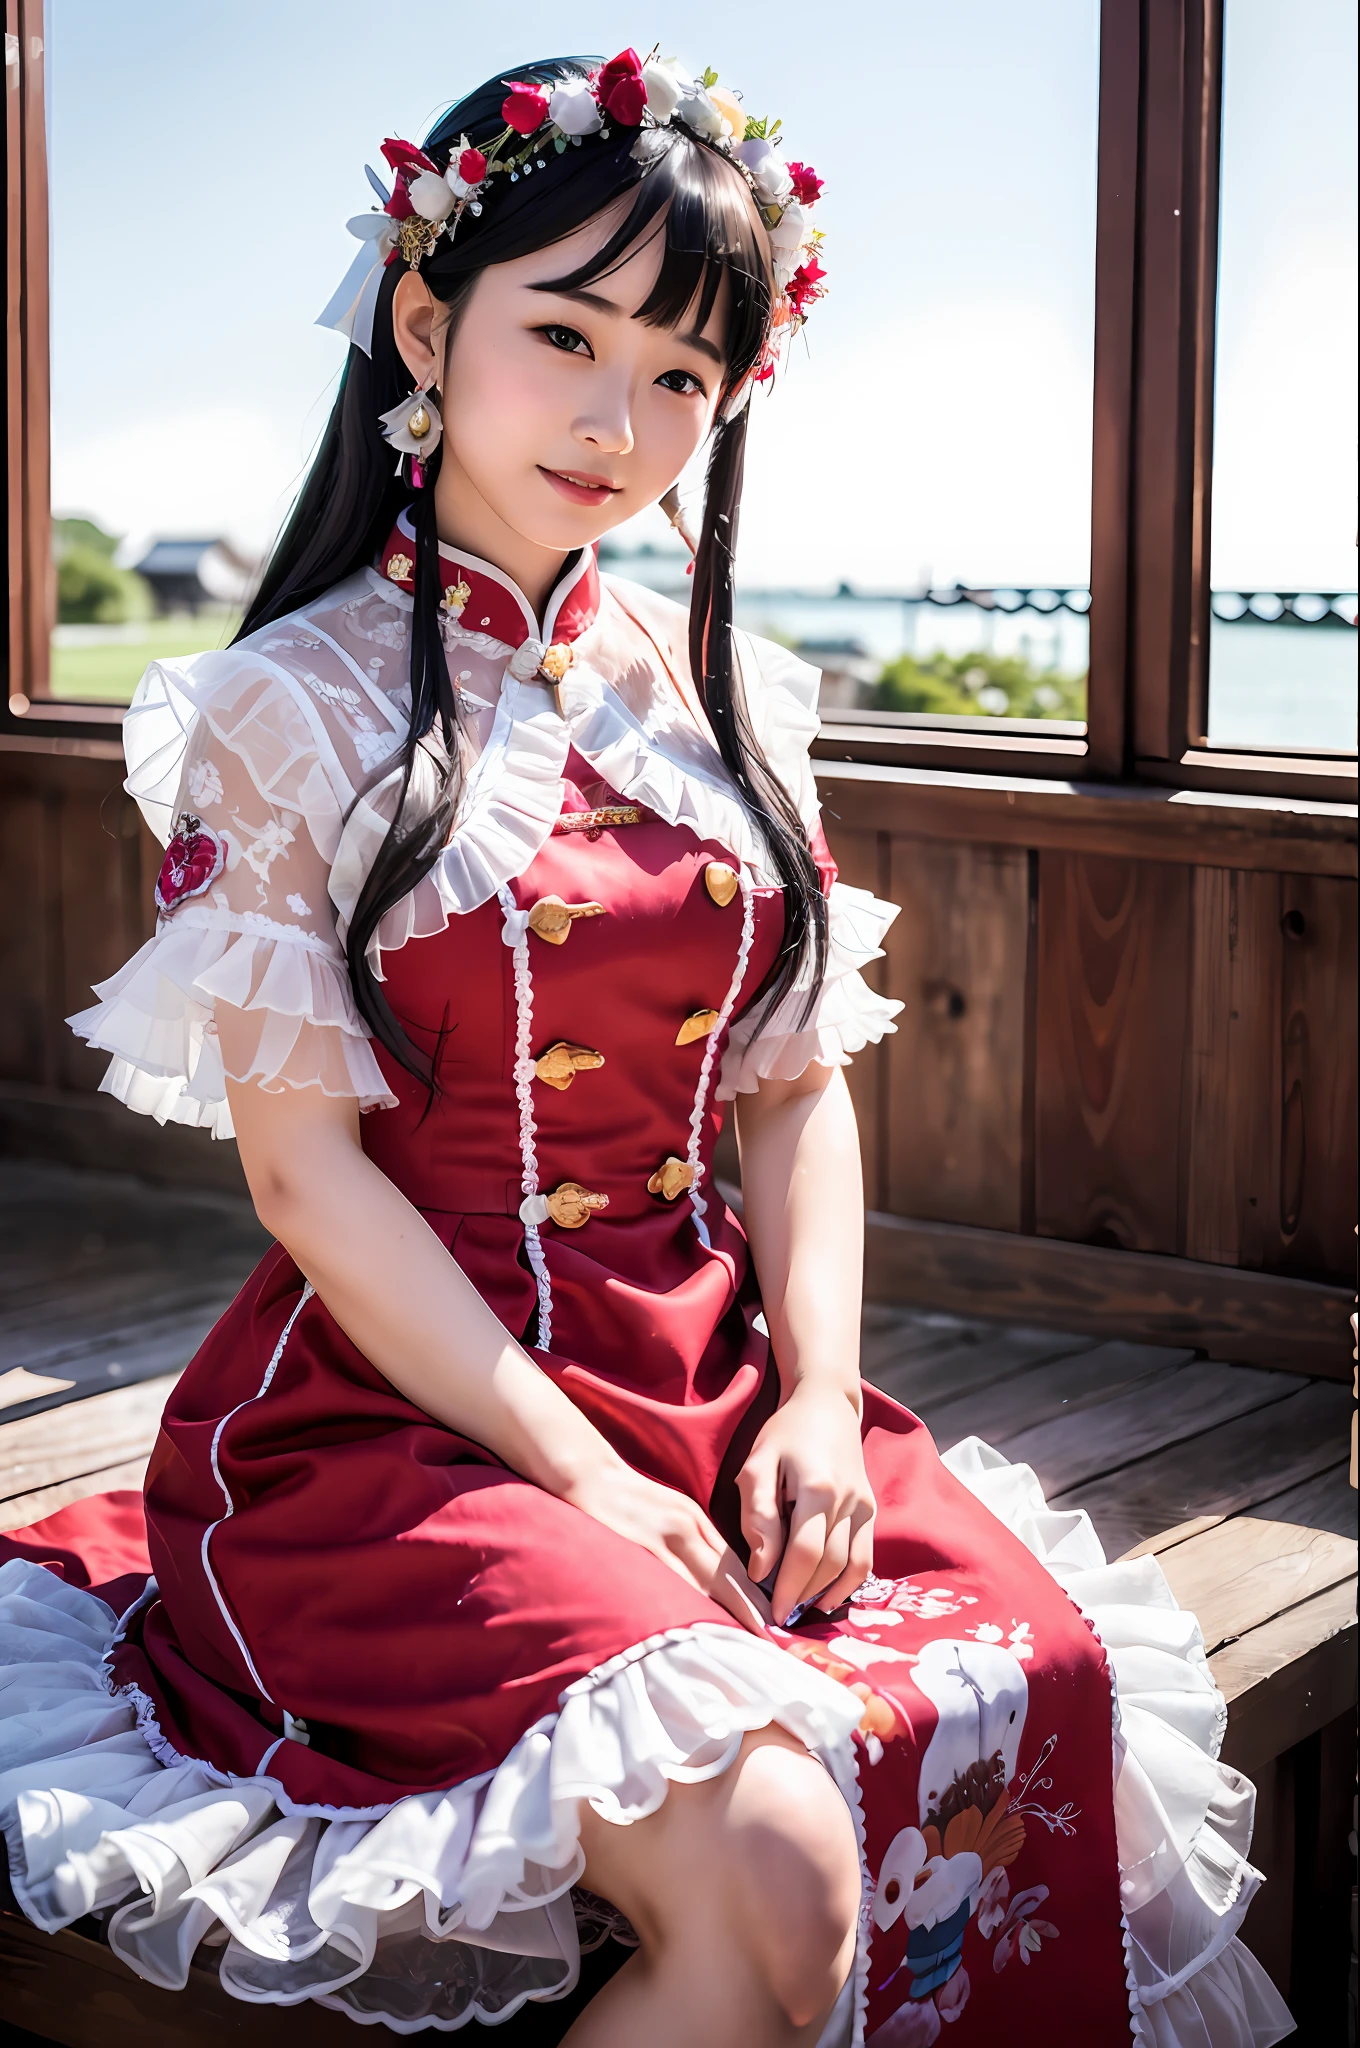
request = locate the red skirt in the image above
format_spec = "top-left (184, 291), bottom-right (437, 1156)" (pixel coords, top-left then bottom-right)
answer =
top-left (2, 1232), bottom-right (1143, 2044)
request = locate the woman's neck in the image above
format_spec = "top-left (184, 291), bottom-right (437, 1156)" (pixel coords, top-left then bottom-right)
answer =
top-left (432, 456), bottom-right (570, 624)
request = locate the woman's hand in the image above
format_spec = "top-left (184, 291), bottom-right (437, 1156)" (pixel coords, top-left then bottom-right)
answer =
top-left (737, 1382), bottom-right (876, 1625)
top-left (562, 1458), bottom-right (774, 1637)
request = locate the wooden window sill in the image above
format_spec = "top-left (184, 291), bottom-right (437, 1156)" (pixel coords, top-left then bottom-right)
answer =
top-left (813, 756), bottom-right (1358, 876)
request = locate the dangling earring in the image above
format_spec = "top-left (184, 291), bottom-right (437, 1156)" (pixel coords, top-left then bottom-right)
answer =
top-left (378, 367), bottom-right (442, 488)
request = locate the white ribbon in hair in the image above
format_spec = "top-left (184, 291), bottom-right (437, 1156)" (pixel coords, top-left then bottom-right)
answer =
top-left (316, 167), bottom-right (399, 356)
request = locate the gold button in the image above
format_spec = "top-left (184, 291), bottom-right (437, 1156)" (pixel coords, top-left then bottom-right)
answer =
top-left (544, 1182), bottom-right (609, 1228)
top-left (648, 1157), bottom-right (696, 1201)
top-left (527, 895), bottom-right (606, 944)
top-left (676, 1009), bottom-right (720, 1047)
top-left (704, 861), bottom-right (739, 907)
top-left (534, 1042), bottom-right (605, 1091)
top-left (539, 642), bottom-right (575, 683)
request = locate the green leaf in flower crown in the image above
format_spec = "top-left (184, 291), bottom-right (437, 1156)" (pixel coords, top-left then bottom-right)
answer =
top-left (700, 66), bottom-right (719, 88)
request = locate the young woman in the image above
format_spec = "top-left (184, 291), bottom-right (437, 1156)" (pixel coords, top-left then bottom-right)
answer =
top-left (0, 50), bottom-right (1290, 2048)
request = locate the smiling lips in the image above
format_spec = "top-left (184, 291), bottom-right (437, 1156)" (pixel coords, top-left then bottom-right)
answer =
top-left (540, 467), bottom-right (622, 506)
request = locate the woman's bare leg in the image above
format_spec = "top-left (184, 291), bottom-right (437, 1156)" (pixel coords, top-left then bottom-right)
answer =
top-left (562, 1725), bottom-right (861, 2048)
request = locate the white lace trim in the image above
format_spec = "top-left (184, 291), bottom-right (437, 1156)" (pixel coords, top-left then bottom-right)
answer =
top-left (941, 1438), bottom-right (1295, 2048)
top-left (66, 914), bottom-right (397, 1143)
top-left (0, 1563), bottom-right (865, 2037)
top-left (200, 1285), bottom-right (316, 1702)
top-left (499, 886), bottom-right (554, 1352)
top-left (717, 881), bottom-right (905, 1100)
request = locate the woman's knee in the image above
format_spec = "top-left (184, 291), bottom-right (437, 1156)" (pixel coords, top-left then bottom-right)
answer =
top-left (577, 1726), bottom-right (861, 2029)
top-left (721, 1731), bottom-right (861, 2027)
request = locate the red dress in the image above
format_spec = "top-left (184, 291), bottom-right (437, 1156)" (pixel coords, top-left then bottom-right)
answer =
top-left (0, 525), bottom-right (1288, 2048)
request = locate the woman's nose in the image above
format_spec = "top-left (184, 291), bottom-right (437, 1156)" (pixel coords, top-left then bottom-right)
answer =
top-left (576, 388), bottom-right (635, 457)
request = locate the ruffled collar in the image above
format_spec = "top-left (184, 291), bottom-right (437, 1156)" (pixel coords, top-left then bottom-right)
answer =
top-left (377, 510), bottom-right (600, 650)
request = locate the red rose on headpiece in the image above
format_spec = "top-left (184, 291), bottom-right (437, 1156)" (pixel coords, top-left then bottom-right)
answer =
top-left (787, 161), bottom-right (824, 206)
top-left (503, 82), bottom-right (550, 135)
top-left (381, 137), bottom-right (440, 178)
top-left (596, 48), bottom-right (647, 127)
top-left (786, 257), bottom-right (827, 315)
top-left (458, 146), bottom-right (488, 183)
top-left (379, 138), bottom-right (440, 220)
top-left (376, 138), bottom-right (440, 220)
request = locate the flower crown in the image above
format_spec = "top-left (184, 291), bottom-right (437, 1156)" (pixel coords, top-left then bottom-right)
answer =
top-left (318, 46), bottom-right (826, 388)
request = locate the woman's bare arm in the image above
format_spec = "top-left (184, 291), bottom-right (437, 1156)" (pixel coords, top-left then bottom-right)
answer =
top-left (218, 1005), bottom-right (767, 1625)
top-left (733, 1064), bottom-right (875, 1623)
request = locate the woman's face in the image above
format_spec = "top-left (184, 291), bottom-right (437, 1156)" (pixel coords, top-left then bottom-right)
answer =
top-left (394, 196), bottom-right (732, 575)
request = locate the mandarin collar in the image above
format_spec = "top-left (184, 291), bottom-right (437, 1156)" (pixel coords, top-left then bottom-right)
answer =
top-left (378, 509), bottom-right (600, 649)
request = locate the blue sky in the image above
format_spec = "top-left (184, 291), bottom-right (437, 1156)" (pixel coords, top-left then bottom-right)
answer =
top-left (46, 0), bottom-right (1355, 592)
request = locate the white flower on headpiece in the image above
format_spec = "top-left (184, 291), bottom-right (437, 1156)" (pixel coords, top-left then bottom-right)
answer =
top-left (736, 138), bottom-right (793, 210)
top-left (675, 83), bottom-right (730, 142)
top-left (768, 199), bottom-right (809, 254)
top-left (408, 170), bottom-right (457, 223)
top-left (549, 78), bottom-right (603, 136)
top-left (642, 57), bottom-right (687, 124)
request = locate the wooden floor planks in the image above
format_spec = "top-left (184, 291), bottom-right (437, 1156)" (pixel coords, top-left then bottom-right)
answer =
top-left (0, 1375), bottom-right (176, 1518)
top-left (1054, 1379), bottom-right (1355, 1556)
top-left (0, 1161), bottom-right (267, 1425)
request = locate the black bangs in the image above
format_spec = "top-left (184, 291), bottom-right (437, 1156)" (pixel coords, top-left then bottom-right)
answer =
top-left (530, 131), bottom-right (773, 386)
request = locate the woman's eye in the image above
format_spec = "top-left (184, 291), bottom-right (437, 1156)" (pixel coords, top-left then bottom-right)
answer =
top-left (656, 368), bottom-right (705, 396)
top-left (540, 324), bottom-right (592, 357)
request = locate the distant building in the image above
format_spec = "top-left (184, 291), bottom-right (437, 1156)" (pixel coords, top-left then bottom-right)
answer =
top-left (791, 638), bottom-right (879, 710)
top-left (133, 538), bottom-right (258, 615)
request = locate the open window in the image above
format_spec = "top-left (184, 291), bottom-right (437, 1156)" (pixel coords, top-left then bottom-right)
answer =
top-left (5, 1), bottom-right (1357, 804)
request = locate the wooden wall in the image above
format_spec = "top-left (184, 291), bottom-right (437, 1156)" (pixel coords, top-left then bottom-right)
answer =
top-left (828, 823), bottom-right (1357, 1286)
top-left (816, 766), bottom-right (1357, 1376)
top-left (2, 738), bottom-right (1357, 1367)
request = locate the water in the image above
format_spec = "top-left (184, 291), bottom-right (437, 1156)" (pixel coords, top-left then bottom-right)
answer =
top-left (602, 545), bottom-right (1356, 753)
top-left (1206, 619), bottom-right (1357, 754)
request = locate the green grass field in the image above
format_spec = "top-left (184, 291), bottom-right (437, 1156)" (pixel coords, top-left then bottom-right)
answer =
top-left (49, 615), bottom-right (242, 703)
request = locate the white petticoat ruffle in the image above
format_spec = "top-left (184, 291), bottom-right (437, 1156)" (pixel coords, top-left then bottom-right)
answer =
top-left (1, 1439), bottom-right (1295, 2043)
top-left (942, 1438), bottom-right (1294, 2048)
top-left (0, 1575), bottom-right (866, 2037)
top-left (68, 909), bottom-right (398, 1143)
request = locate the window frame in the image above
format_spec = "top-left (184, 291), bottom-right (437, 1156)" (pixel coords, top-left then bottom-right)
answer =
top-left (4, 0), bottom-right (1358, 798)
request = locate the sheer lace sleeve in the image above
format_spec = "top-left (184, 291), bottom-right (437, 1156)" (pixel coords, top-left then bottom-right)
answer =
top-left (716, 634), bottom-right (904, 1100)
top-left (68, 632), bottom-right (402, 1140)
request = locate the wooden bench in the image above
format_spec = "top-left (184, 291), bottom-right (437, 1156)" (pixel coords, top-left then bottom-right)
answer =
top-left (1, 1163), bottom-right (1354, 2044)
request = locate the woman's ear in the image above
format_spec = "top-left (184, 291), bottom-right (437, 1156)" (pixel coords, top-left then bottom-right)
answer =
top-left (391, 271), bottom-right (442, 387)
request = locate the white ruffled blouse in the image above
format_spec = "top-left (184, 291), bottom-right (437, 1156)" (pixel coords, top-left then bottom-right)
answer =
top-left (70, 538), bottom-right (902, 1142)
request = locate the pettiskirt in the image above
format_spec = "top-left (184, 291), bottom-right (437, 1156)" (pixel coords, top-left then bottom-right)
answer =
top-left (0, 1443), bottom-right (1294, 2045)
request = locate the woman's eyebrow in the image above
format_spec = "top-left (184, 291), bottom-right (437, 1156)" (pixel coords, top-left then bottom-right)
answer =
top-left (679, 329), bottom-right (723, 365)
top-left (532, 284), bottom-right (723, 362)
top-left (532, 284), bottom-right (621, 315)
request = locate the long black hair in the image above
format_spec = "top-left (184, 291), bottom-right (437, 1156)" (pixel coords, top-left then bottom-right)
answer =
top-left (238, 57), bottom-right (826, 1085)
